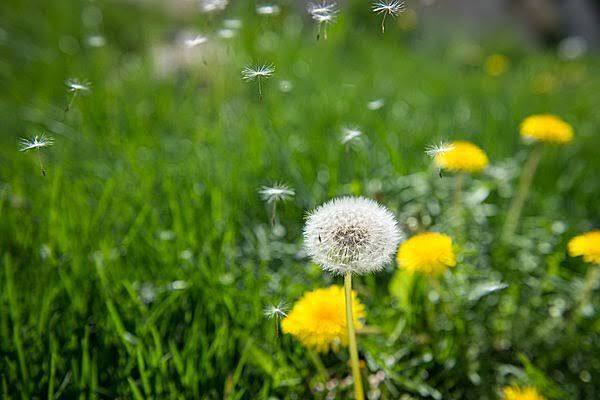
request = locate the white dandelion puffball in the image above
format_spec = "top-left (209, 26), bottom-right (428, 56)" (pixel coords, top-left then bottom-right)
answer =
top-left (304, 196), bottom-right (403, 275)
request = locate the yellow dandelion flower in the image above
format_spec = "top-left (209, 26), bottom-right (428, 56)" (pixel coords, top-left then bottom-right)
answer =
top-left (485, 54), bottom-right (510, 77)
top-left (520, 114), bottom-right (574, 145)
top-left (502, 386), bottom-right (545, 400)
top-left (281, 286), bottom-right (365, 352)
top-left (568, 230), bottom-right (600, 264)
top-left (397, 232), bottom-right (456, 276)
top-left (434, 140), bottom-right (489, 173)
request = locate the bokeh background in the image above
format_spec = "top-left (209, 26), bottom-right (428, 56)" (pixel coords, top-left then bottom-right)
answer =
top-left (1, 0), bottom-right (599, 399)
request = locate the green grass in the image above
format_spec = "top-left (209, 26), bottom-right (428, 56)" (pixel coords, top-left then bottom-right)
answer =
top-left (1, 0), bottom-right (599, 398)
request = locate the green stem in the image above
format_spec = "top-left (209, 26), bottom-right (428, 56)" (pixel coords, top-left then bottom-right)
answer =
top-left (307, 349), bottom-right (329, 382)
top-left (271, 202), bottom-right (276, 227)
top-left (37, 148), bottom-right (46, 176)
top-left (65, 92), bottom-right (77, 112)
top-left (567, 266), bottom-right (600, 333)
top-left (344, 273), bottom-right (364, 400)
top-left (503, 143), bottom-right (544, 238)
top-left (258, 78), bottom-right (263, 101)
top-left (578, 266), bottom-right (600, 315)
top-left (453, 173), bottom-right (463, 210)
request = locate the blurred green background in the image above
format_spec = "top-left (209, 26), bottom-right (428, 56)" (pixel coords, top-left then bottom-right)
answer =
top-left (1, 0), bottom-right (599, 398)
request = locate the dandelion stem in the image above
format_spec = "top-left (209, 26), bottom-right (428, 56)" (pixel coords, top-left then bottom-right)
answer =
top-left (65, 92), bottom-right (77, 112)
top-left (453, 173), bottom-right (463, 210)
top-left (271, 201), bottom-right (277, 227)
top-left (503, 143), bottom-right (544, 238)
top-left (36, 148), bottom-right (46, 176)
top-left (307, 349), bottom-right (329, 382)
top-left (381, 13), bottom-right (387, 34)
top-left (567, 266), bottom-right (600, 332)
top-left (344, 272), bottom-right (364, 400)
top-left (577, 266), bottom-right (600, 316)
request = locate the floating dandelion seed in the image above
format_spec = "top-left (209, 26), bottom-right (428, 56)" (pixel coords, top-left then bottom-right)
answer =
top-left (65, 78), bottom-right (91, 112)
top-left (264, 301), bottom-right (288, 319)
top-left (308, 1), bottom-right (338, 40)
top-left (19, 133), bottom-right (54, 176)
top-left (308, 1), bottom-right (337, 15)
top-left (200, 0), bottom-right (228, 13)
top-left (256, 4), bottom-right (280, 15)
top-left (425, 141), bottom-right (455, 176)
top-left (184, 34), bottom-right (208, 48)
top-left (367, 98), bottom-right (385, 110)
top-left (223, 19), bottom-right (242, 29)
top-left (259, 183), bottom-right (295, 226)
top-left (242, 63), bottom-right (275, 100)
top-left (264, 301), bottom-right (288, 336)
top-left (425, 141), bottom-right (454, 158)
top-left (340, 126), bottom-right (363, 145)
top-left (372, 0), bottom-right (406, 33)
top-left (218, 29), bottom-right (236, 39)
top-left (340, 126), bottom-right (363, 153)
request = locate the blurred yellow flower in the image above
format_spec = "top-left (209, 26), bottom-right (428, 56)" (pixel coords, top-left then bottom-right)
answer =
top-left (568, 230), bottom-right (600, 264)
top-left (502, 386), bottom-right (545, 400)
top-left (434, 141), bottom-right (489, 173)
top-left (531, 73), bottom-right (557, 95)
top-left (397, 232), bottom-right (456, 276)
top-left (520, 114), bottom-right (574, 145)
top-left (281, 286), bottom-right (365, 352)
top-left (485, 54), bottom-right (510, 77)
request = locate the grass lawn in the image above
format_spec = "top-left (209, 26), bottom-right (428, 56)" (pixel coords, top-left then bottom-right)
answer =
top-left (1, 1), bottom-right (599, 398)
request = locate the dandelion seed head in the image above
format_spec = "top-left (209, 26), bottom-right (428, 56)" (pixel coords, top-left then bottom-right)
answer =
top-left (425, 141), bottom-right (455, 158)
top-left (340, 126), bottom-right (363, 145)
top-left (568, 230), bottom-right (600, 264)
top-left (372, 0), bottom-right (406, 16)
top-left (19, 133), bottom-right (54, 152)
top-left (263, 301), bottom-right (288, 319)
top-left (65, 78), bottom-right (91, 93)
top-left (281, 286), bottom-right (365, 352)
top-left (304, 196), bottom-right (402, 275)
top-left (242, 64), bottom-right (275, 81)
top-left (259, 183), bottom-right (295, 203)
